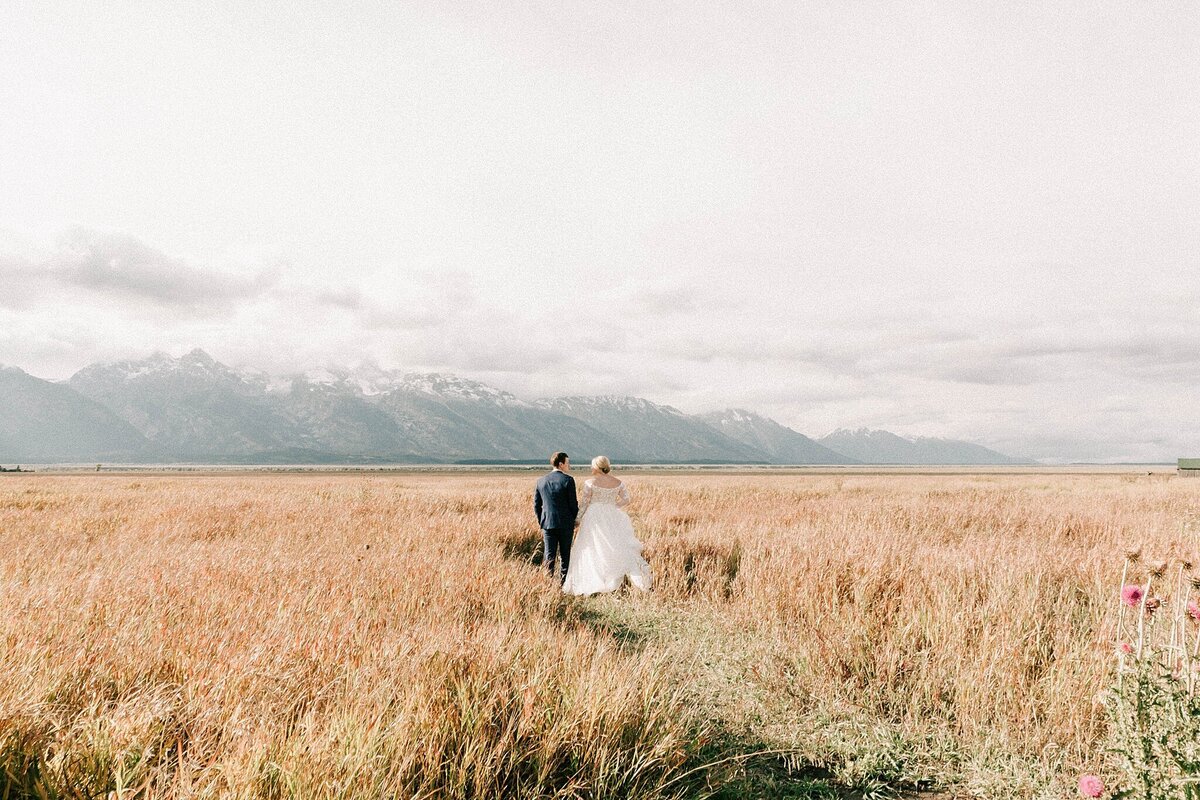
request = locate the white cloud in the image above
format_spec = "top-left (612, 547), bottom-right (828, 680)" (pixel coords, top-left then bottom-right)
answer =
top-left (0, 229), bottom-right (277, 314)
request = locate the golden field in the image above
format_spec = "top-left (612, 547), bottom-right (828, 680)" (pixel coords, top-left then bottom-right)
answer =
top-left (1, 470), bottom-right (1197, 799)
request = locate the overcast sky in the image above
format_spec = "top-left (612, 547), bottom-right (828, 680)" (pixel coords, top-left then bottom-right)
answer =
top-left (1, 2), bottom-right (1197, 462)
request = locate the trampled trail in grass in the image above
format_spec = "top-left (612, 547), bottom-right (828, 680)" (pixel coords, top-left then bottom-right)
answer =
top-left (1, 471), bottom-right (1196, 798)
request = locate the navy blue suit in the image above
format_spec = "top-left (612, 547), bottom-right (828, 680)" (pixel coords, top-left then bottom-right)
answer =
top-left (534, 469), bottom-right (579, 582)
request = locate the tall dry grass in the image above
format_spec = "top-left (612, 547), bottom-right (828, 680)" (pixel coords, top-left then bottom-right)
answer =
top-left (1, 471), bottom-right (1197, 797)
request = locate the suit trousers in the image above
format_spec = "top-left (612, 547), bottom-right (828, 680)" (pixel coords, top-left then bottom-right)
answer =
top-left (542, 526), bottom-right (573, 583)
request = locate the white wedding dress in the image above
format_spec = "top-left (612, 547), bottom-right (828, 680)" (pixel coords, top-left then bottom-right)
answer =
top-left (563, 479), bottom-right (652, 596)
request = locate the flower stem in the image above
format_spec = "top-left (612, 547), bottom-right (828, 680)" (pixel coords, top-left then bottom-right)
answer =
top-left (1137, 573), bottom-right (1153, 659)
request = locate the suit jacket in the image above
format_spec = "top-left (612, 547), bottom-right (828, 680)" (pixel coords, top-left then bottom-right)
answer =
top-left (534, 469), bottom-right (578, 531)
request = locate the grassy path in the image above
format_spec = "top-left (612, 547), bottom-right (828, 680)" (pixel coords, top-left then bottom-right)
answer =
top-left (563, 591), bottom-right (959, 799)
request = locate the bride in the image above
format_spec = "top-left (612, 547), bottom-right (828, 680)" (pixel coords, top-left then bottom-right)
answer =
top-left (562, 456), bottom-right (653, 596)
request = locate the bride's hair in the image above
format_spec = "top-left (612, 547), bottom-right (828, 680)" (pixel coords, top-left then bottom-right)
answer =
top-left (591, 456), bottom-right (611, 474)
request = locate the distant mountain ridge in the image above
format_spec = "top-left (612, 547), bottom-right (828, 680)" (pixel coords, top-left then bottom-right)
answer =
top-left (699, 409), bottom-right (855, 465)
top-left (0, 366), bottom-right (150, 462)
top-left (69, 349), bottom-right (305, 458)
top-left (534, 396), bottom-right (764, 463)
top-left (820, 428), bottom-right (1031, 465)
top-left (0, 351), bottom-right (1029, 465)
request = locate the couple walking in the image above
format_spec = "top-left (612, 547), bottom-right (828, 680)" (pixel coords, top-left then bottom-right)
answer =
top-left (533, 451), bottom-right (653, 596)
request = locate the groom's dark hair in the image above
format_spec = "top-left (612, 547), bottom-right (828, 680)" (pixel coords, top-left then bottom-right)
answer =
top-left (551, 452), bottom-right (569, 468)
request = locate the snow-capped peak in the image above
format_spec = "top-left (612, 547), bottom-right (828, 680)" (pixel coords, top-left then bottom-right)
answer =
top-left (75, 349), bottom-right (236, 383)
top-left (288, 363), bottom-right (405, 396)
top-left (284, 365), bottom-right (522, 404)
top-left (827, 427), bottom-right (910, 441)
top-left (397, 372), bottom-right (524, 406)
top-left (541, 395), bottom-right (682, 415)
top-left (710, 408), bottom-right (761, 425)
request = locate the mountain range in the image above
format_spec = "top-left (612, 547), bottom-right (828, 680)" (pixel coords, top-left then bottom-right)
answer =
top-left (0, 350), bottom-right (1031, 465)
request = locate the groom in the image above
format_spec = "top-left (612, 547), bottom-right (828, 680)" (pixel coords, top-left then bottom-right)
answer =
top-left (534, 451), bottom-right (579, 584)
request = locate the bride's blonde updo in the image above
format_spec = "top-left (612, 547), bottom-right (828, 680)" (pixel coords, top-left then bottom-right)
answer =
top-left (591, 456), bottom-right (612, 474)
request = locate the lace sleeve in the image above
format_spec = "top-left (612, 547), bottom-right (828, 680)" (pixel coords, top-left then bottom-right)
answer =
top-left (578, 480), bottom-right (593, 520)
top-left (616, 482), bottom-right (631, 508)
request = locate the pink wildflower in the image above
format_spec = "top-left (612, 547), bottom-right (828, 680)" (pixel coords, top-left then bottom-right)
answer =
top-left (1119, 642), bottom-right (1134, 655)
top-left (1121, 584), bottom-right (1144, 607)
top-left (1188, 600), bottom-right (1200, 622)
top-left (1078, 774), bottom-right (1104, 797)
